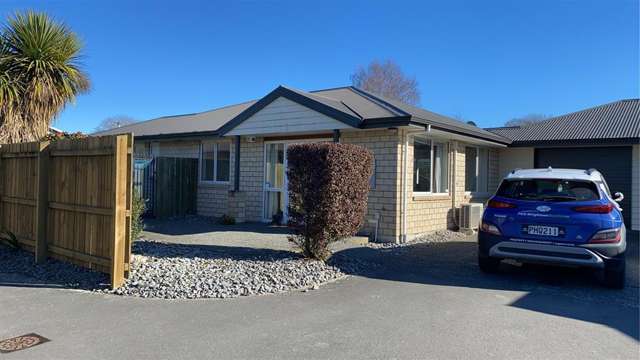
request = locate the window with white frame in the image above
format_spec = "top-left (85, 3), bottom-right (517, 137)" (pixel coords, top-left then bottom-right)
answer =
top-left (465, 146), bottom-right (489, 193)
top-left (413, 136), bottom-right (449, 194)
top-left (200, 141), bottom-right (230, 183)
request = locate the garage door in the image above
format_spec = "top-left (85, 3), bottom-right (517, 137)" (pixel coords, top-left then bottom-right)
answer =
top-left (535, 147), bottom-right (632, 225)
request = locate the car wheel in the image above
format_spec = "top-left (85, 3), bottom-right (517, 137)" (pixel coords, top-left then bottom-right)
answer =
top-left (478, 252), bottom-right (501, 273)
top-left (601, 254), bottom-right (625, 289)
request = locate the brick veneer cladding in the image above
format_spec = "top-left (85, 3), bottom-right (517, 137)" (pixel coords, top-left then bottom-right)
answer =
top-left (137, 131), bottom-right (503, 242)
top-left (341, 130), bottom-right (402, 242)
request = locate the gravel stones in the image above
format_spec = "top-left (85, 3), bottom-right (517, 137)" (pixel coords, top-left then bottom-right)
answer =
top-left (100, 240), bottom-right (347, 299)
top-left (368, 230), bottom-right (469, 249)
top-left (0, 245), bottom-right (108, 289)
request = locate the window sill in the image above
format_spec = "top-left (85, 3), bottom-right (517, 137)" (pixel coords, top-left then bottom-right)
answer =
top-left (412, 193), bottom-right (451, 201)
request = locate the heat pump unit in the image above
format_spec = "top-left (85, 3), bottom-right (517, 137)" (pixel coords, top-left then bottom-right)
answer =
top-left (459, 203), bottom-right (483, 230)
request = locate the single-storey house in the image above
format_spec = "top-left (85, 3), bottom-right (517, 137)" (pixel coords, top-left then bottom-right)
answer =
top-left (487, 98), bottom-right (639, 232)
top-left (97, 87), bottom-right (639, 240)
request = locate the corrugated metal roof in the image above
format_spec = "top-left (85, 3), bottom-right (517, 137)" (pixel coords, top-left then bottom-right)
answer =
top-left (487, 99), bottom-right (640, 144)
top-left (96, 85), bottom-right (509, 144)
top-left (95, 100), bottom-right (256, 137)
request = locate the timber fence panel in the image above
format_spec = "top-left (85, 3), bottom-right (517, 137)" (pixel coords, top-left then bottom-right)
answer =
top-left (0, 134), bottom-right (133, 288)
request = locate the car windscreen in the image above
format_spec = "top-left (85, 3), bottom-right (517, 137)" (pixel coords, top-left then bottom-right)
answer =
top-left (496, 179), bottom-right (601, 202)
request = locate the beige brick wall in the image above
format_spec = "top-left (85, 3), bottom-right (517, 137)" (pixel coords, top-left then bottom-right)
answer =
top-left (403, 136), bottom-right (502, 239)
top-left (341, 129), bottom-right (402, 242)
top-left (237, 137), bottom-right (265, 222)
top-left (135, 130), bottom-right (504, 239)
top-left (196, 138), bottom-right (236, 219)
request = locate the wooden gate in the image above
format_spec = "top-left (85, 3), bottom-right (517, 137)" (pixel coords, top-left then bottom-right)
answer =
top-left (0, 134), bottom-right (133, 288)
top-left (153, 157), bottom-right (198, 219)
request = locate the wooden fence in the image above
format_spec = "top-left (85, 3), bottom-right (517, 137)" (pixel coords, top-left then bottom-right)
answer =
top-left (0, 134), bottom-right (133, 288)
top-left (154, 157), bottom-right (198, 219)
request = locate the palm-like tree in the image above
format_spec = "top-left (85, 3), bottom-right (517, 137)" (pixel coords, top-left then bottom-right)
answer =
top-left (0, 11), bottom-right (89, 143)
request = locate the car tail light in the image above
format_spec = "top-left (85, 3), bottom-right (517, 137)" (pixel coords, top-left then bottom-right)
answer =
top-left (480, 221), bottom-right (501, 235)
top-left (589, 228), bottom-right (621, 244)
top-left (487, 199), bottom-right (517, 209)
top-left (572, 203), bottom-right (613, 214)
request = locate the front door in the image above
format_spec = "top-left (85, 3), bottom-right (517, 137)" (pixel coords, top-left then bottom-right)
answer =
top-left (264, 142), bottom-right (287, 223)
top-left (263, 138), bottom-right (333, 223)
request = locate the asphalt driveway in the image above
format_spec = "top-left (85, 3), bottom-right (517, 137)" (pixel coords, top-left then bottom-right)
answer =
top-left (0, 228), bottom-right (638, 359)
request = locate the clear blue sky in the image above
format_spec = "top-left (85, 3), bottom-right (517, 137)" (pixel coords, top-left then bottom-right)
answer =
top-left (1, 0), bottom-right (638, 133)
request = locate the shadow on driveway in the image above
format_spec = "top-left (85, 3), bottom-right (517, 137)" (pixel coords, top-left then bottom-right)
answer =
top-left (143, 217), bottom-right (291, 236)
top-left (331, 234), bottom-right (639, 341)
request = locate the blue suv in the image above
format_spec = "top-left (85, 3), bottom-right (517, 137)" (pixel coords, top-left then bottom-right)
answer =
top-left (478, 168), bottom-right (627, 288)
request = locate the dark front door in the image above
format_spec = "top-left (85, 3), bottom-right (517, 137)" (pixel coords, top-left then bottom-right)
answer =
top-left (534, 146), bottom-right (632, 225)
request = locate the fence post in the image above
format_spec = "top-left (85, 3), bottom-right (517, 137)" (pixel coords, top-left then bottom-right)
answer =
top-left (110, 135), bottom-right (128, 288)
top-left (35, 141), bottom-right (50, 263)
top-left (124, 133), bottom-right (133, 278)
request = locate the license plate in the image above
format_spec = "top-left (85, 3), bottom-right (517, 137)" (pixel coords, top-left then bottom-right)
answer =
top-left (526, 225), bottom-right (559, 237)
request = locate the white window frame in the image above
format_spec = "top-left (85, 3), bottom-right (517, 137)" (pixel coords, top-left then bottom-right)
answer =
top-left (199, 141), bottom-right (230, 184)
top-left (465, 145), bottom-right (490, 196)
top-left (412, 135), bottom-right (450, 196)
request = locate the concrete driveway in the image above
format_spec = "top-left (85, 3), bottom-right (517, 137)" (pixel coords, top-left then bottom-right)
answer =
top-left (0, 225), bottom-right (638, 359)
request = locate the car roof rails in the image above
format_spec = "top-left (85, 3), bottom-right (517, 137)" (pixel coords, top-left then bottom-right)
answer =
top-left (585, 168), bottom-right (598, 175)
top-left (510, 168), bottom-right (521, 174)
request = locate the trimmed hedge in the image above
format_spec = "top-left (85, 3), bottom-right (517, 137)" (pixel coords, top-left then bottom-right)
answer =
top-left (287, 143), bottom-right (373, 260)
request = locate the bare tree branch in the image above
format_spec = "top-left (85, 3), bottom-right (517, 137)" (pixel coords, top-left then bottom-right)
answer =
top-left (351, 60), bottom-right (421, 105)
top-left (94, 115), bottom-right (137, 132)
top-left (505, 113), bottom-right (550, 127)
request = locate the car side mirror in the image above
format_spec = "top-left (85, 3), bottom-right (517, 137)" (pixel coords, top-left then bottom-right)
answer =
top-left (613, 192), bottom-right (624, 202)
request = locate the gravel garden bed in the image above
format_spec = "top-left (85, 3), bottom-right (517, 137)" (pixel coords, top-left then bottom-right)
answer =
top-left (0, 244), bottom-right (109, 288)
top-left (0, 240), bottom-right (355, 300)
top-left (101, 240), bottom-right (349, 299)
top-left (368, 230), bottom-right (470, 249)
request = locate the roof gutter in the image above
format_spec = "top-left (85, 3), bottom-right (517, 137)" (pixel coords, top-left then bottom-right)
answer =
top-left (361, 116), bottom-right (511, 145)
top-left (134, 130), bottom-right (221, 141)
top-left (508, 137), bottom-right (640, 147)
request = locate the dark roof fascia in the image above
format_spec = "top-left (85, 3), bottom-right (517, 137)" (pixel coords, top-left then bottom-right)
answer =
top-left (410, 116), bottom-right (512, 145)
top-left (429, 124), bottom-right (512, 145)
top-left (360, 115), bottom-right (413, 129)
top-left (217, 86), bottom-right (362, 135)
top-left (361, 116), bottom-right (512, 145)
top-left (509, 137), bottom-right (640, 147)
top-left (134, 130), bottom-right (221, 141)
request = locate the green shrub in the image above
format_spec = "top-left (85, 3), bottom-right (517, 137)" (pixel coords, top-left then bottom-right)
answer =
top-left (287, 143), bottom-right (373, 260)
top-left (131, 189), bottom-right (145, 240)
top-left (220, 214), bottom-right (236, 225)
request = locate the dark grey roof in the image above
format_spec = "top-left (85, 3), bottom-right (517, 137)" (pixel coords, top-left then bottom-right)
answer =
top-left (97, 85), bottom-right (510, 144)
top-left (94, 101), bottom-right (256, 138)
top-left (487, 99), bottom-right (640, 145)
top-left (340, 87), bottom-right (509, 143)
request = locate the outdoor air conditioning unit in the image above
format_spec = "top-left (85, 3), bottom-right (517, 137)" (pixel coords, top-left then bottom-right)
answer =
top-left (459, 203), bottom-right (484, 231)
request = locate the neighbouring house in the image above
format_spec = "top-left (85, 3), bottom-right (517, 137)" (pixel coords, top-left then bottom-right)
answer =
top-left (96, 87), bottom-right (639, 241)
top-left (487, 99), bottom-right (639, 232)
